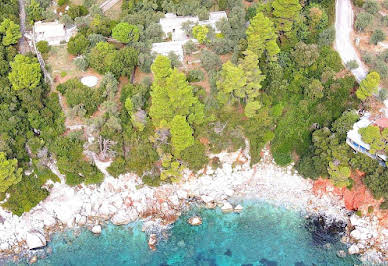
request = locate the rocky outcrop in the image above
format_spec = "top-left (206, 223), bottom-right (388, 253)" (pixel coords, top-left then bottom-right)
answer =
top-left (111, 210), bottom-right (137, 225)
top-left (187, 216), bottom-right (202, 226)
top-left (26, 231), bottom-right (46, 249)
top-left (234, 204), bottom-right (244, 213)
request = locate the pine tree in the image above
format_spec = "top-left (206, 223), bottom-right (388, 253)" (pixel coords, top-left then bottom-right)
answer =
top-left (246, 12), bottom-right (280, 60)
top-left (0, 152), bottom-right (22, 193)
top-left (272, 0), bottom-right (302, 34)
top-left (170, 115), bottom-right (194, 157)
top-left (356, 71), bottom-right (380, 100)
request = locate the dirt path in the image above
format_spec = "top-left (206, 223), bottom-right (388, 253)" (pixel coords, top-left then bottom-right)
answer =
top-left (334, 0), bottom-right (368, 83)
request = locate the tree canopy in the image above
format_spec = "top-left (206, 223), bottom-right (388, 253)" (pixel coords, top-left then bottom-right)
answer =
top-left (8, 54), bottom-right (42, 91)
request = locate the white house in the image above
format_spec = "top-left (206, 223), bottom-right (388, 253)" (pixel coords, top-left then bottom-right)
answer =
top-left (152, 11), bottom-right (227, 61)
top-left (33, 21), bottom-right (75, 46)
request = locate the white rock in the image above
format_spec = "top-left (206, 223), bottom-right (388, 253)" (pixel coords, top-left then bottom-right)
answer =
top-left (0, 242), bottom-right (9, 250)
top-left (234, 204), bottom-right (244, 213)
top-left (221, 202), bottom-right (233, 213)
top-left (168, 195), bottom-right (180, 206)
top-left (348, 244), bottom-right (360, 254)
top-left (176, 190), bottom-right (187, 200)
top-left (187, 216), bottom-right (202, 226)
top-left (98, 203), bottom-right (117, 219)
top-left (148, 233), bottom-right (157, 250)
top-left (75, 215), bottom-right (87, 226)
top-left (224, 188), bottom-right (234, 197)
top-left (91, 225), bottom-right (101, 234)
top-left (26, 231), bottom-right (46, 249)
top-left (43, 215), bottom-right (56, 227)
top-left (201, 195), bottom-right (214, 204)
top-left (111, 209), bottom-right (138, 225)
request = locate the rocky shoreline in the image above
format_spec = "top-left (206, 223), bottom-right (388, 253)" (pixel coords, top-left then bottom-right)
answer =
top-left (0, 145), bottom-right (387, 264)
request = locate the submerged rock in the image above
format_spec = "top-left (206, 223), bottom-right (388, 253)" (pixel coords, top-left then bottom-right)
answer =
top-left (91, 225), bottom-right (101, 234)
top-left (148, 234), bottom-right (157, 251)
top-left (26, 231), bottom-right (46, 249)
top-left (336, 250), bottom-right (346, 258)
top-left (234, 204), bottom-right (244, 213)
top-left (29, 256), bottom-right (38, 264)
top-left (187, 216), bottom-right (202, 226)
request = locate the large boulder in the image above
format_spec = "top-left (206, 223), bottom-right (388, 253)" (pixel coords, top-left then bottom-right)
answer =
top-left (111, 209), bottom-right (138, 225)
top-left (187, 216), bottom-right (202, 226)
top-left (221, 202), bottom-right (233, 213)
top-left (91, 225), bottom-right (102, 234)
top-left (348, 244), bottom-right (360, 255)
top-left (26, 231), bottom-right (46, 249)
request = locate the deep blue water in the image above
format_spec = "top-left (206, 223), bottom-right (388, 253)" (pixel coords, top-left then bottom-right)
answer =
top-left (11, 201), bottom-right (359, 266)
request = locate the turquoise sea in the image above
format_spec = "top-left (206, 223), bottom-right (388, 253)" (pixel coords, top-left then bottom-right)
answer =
top-left (11, 201), bottom-right (359, 266)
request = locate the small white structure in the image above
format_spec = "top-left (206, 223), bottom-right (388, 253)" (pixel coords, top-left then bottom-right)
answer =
top-left (81, 76), bottom-right (99, 87)
top-left (33, 21), bottom-right (75, 46)
top-left (152, 12), bottom-right (227, 61)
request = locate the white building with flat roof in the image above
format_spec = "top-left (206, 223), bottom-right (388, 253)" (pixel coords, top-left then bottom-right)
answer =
top-left (152, 11), bottom-right (227, 61)
top-left (33, 21), bottom-right (75, 45)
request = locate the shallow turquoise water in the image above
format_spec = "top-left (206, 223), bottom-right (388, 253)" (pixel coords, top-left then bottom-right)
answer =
top-left (14, 201), bottom-right (359, 265)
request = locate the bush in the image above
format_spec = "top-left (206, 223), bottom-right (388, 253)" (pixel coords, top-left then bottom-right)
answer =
top-left (384, 0), bottom-right (388, 9)
top-left (374, 59), bottom-right (388, 78)
top-left (74, 56), bottom-right (89, 71)
top-left (36, 41), bottom-right (50, 54)
top-left (67, 33), bottom-right (90, 55)
top-left (346, 60), bottom-right (359, 70)
top-left (58, 0), bottom-right (69, 6)
top-left (353, 0), bottom-right (365, 7)
top-left (187, 69), bottom-right (204, 82)
top-left (355, 12), bottom-right (373, 31)
top-left (200, 50), bottom-right (222, 73)
top-left (181, 141), bottom-right (208, 172)
top-left (361, 51), bottom-right (373, 64)
top-left (363, 0), bottom-right (380, 14)
top-left (370, 29), bottom-right (386, 45)
top-left (318, 27), bottom-right (335, 46)
top-left (67, 5), bottom-right (89, 20)
top-left (107, 156), bottom-right (127, 178)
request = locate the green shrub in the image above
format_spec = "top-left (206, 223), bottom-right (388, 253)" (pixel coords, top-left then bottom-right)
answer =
top-left (353, 0), bottom-right (365, 7)
top-left (187, 69), bottom-right (204, 82)
top-left (381, 200), bottom-right (388, 209)
top-left (107, 156), bottom-right (127, 178)
top-left (355, 12), bottom-right (373, 32)
top-left (368, 205), bottom-right (374, 213)
top-left (363, 0), bottom-right (380, 14)
top-left (36, 41), bottom-right (50, 54)
top-left (370, 29), bottom-right (386, 45)
top-left (384, 0), bottom-right (388, 9)
top-left (60, 71), bottom-right (67, 77)
top-left (181, 141), bottom-right (208, 172)
top-left (356, 210), bottom-right (362, 216)
top-left (2, 176), bottom-right (49, 216)
top-left (346, 60), bottom-right (359, 70)
top-left (58, 0), bottom-right (69, 6)
top-left (142, 173), bottom-right (161, 187)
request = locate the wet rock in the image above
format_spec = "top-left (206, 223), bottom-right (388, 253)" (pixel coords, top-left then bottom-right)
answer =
top-left (187, 216), bottom-right (202, 226)
top-left (26, 231), bottom-right (46, 249)
top-left (234, 204), bottom-right (244, 213)
top-left (348, 244), bottom-right (360, 255)
top-left (148, 234), bottom-right (157, 251)
top-left (205, 202), bottom-right (217, 209)
top-left (29, 256), bottom-right (38, 264)
top-left (177, 240), bottom-right (185, 248)
top-left (336, 250), bottom-right (346, 258)
top-left (91, 225), bottom-right (101, 234)
top-left (221, 202), bottom-right (233, 213)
